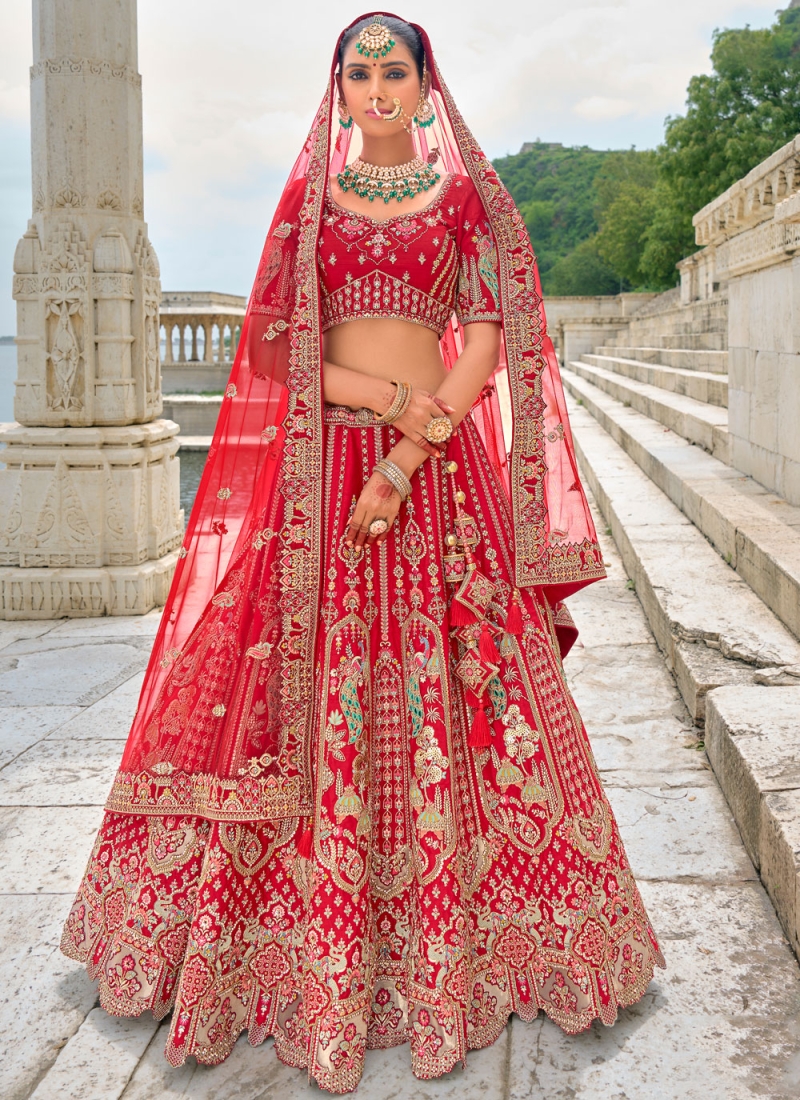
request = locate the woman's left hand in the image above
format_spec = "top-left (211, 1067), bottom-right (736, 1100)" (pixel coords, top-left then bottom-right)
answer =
top-left (346, 472), bottom-right (402, 549)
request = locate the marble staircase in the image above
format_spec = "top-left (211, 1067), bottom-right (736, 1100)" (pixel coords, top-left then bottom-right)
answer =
top-left (561, 292), bottom-right (800, 959)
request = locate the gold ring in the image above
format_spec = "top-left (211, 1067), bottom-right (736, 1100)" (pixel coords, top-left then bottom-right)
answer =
top-left (369, 518), bottom-right (389, 537)
top-left (424, 416), bottom-right (454, 444)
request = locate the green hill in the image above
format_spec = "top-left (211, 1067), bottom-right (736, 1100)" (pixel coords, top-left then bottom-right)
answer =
top-left (493, 143), bottom-right (626, 296)
top-left (495, 144), bottom-right (620, 294)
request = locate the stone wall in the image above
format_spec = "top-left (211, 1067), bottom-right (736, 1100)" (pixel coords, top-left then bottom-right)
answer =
top-left (544, 293), bottom-right (658, 365)
top-left (687, 137), bottom-right (800, 505)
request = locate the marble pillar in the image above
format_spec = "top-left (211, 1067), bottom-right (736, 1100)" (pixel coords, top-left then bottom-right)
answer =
top-left (1, 0), bottom-right (183, 618)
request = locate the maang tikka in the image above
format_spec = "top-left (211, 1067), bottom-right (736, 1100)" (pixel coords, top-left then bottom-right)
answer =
top-left (356, 15), bottom-right (396, 59)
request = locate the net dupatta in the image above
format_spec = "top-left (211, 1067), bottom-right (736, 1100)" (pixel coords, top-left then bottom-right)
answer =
top-left (117, 13), bottom-right (604, 822)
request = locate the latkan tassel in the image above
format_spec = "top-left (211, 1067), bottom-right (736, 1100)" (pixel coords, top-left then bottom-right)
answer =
top-left (468, 703), bottom-right (493, 748)
top-left (450, 596), bottom-right (477, 626)
top-left (505, 589), bottom-right (524, 635)
top-left (297, 827), bottom-right (313, 859)
top-left (479, 620), bottom-right (498, 664)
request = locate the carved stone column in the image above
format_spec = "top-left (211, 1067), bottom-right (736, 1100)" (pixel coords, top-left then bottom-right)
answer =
top-left (0, 0), bottom-right (183, 618)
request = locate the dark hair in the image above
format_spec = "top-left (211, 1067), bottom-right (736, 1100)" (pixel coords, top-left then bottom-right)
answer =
top-left (338, 15), bottom-right (424, 78)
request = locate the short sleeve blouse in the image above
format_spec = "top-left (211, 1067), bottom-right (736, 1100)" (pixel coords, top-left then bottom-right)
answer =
top-left (316, 173), bottom-right (502, 337)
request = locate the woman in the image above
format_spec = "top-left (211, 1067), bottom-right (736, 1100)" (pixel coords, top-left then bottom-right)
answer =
top-left (62, 13), bottom-right (664, 1092)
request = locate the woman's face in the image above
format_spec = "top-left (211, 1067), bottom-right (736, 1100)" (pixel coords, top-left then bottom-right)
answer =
top-left (338, 36), bottom-right (423, 137)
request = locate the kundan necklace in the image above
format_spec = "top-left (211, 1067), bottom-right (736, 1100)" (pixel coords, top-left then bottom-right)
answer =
top-left (336, 155), bottom-right (441, 204)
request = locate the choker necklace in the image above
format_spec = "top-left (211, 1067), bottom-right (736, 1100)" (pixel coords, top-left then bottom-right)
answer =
top-left (336, 156), bottom-right (441, 205)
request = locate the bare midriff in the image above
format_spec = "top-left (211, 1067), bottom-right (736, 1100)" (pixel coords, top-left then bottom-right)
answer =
top-left (323, 318), bottom-right (447, 402)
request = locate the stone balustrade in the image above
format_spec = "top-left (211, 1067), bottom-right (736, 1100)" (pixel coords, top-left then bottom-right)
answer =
top-left (159, 291), bottom-right (245, 393)
top-left (693, 136), bottom-right (800, 249)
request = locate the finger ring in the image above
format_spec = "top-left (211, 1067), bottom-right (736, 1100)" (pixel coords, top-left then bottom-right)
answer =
top-left (369, 518), bottom-right (389, 537)
top-left (424, 416), bottom-right (453, 444)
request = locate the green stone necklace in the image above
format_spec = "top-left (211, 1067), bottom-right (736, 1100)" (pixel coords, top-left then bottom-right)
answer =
top-left (336, 155), bottom-right (441, 205)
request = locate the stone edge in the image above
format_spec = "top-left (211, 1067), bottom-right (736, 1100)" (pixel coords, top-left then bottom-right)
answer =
top-left (705, 687), bottom-right (800, 958)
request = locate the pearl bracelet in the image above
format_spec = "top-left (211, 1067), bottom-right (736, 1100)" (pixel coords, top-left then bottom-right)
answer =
top-left (373, 459), bottom-right (413, 501)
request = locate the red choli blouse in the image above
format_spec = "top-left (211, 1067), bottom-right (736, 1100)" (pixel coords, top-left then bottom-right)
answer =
top-left (317, 173), bottom-right (502, 337)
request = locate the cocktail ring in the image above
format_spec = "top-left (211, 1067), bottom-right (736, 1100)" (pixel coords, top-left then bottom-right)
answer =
top-left (369, 518), bottom-right (389, 537)
top-left (424, 416), bottom-right (454, 444)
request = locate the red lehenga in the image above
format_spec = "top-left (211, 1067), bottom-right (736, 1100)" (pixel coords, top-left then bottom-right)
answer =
top-left (61, 13), bottom-right (664, 1092)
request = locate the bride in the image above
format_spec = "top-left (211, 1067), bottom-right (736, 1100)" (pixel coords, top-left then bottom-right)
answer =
top-left (61, 13), bottom-right (664, 1092)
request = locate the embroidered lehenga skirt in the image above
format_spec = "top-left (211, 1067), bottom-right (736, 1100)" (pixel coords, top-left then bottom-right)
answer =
top-left (61, 407), bottom-right (664, 1093)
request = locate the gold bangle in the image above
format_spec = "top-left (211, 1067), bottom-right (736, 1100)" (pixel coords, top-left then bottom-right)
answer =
top-left (375, 380), bottom-right (411, 425)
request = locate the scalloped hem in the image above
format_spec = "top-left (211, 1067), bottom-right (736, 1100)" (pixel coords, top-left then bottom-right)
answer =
top-left (64, 933), bottom-right (665, 1095)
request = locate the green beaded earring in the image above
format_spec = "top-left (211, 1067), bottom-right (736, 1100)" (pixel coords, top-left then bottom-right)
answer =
top-left (337, 98), bottom-right (353, 129)
top-left (414, 59), bottom-right (436, 129)
top-left (414, 96), bottom-right (436, 129)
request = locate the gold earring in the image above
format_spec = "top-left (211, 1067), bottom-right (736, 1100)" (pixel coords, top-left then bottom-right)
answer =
top-left (414, 95), bottom-right (436, 129)
top-left (337, 97), bottom-right (353, 129)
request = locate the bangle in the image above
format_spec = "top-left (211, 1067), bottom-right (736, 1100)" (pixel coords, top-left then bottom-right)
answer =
top-left (375, 380), bottom-right (412, 425)
top-left (373, 459), bottom-right (413, 501)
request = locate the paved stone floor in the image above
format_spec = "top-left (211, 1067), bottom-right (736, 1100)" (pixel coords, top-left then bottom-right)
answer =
top-left (2, 499), bottom-right (800, 1099)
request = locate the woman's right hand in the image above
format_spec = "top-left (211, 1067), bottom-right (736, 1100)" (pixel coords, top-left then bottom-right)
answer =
top-left (393, 389), bottom-right (455, 458)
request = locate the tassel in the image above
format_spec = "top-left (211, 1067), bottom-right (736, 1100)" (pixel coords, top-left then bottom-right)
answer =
top-left (297, 827), bottom-right (313, 859)
top-left (479, 620), bottom-right (498, 664)
top-left (505, 590), bottom-right (523, 635)
top-left (468, 704), bottom-right (493, 748)
top-left (450, 597), bottom-right (477, 626)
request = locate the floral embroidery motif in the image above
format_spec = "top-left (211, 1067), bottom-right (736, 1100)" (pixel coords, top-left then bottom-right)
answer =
top-left (64, 412), bottom-right (662, 1094)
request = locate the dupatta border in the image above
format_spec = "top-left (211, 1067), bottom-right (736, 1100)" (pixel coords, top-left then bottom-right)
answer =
top-left (274, 90), bottom-right (332, 817)
top-left (436, 64), bottom-right (605, 592)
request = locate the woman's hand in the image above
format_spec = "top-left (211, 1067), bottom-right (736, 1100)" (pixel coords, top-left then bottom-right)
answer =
top-left (346, 472), bottom-right (402, 549)
top-left (393, 389), bottom-right (455, 458)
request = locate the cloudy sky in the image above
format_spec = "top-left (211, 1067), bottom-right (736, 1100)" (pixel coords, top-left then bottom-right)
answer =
top-left (0, 0), bottom-right (783, 333)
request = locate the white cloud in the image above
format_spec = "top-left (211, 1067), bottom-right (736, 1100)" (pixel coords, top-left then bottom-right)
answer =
top-left (574, 96), bottom-right (636, 120)
top-left (0, 0), bottom-right (783, 333)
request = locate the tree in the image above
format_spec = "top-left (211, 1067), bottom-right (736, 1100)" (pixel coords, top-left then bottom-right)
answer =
top-left (493, 144), bottom-right (611, 291)
top-left (651, 6), bottom-right (800, 281)
top-left (493, 7), bottom-right (800, 296)
top-left (546, 238), bottom-right (621, 296)
top-left (594, 151), bottom-right (660, 288)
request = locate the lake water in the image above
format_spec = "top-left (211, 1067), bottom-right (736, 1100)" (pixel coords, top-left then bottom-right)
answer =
top-left (0, 343), bottom-right (204, 520)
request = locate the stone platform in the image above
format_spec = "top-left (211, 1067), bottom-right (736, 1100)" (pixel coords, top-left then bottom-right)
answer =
top-left (2, 497), bottom-right (800, 1099)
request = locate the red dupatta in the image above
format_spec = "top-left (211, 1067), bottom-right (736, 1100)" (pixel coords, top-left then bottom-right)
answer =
top-left (113, 13), bottom-right (604, 825)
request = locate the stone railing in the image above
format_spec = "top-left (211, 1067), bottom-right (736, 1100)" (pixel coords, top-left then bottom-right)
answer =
top-left (159, 291), bottom-right (246, 393)
top-left (681, 136), bottom-right (800, 300)
top-left (694, 136), bottom-right (800, 248)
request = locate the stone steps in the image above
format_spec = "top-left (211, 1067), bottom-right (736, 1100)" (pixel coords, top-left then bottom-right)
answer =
top-left (568, 359), bottom-right (729, 462)
top-left (566, 394), bottom-right (800, 721)
top-left (565, 393), bottom-right (800, 961)
top-left (596, 346), bottom-right (728, 374)
top-left (656, 332), bottom-right (728, 351)
top-left (706, 686), bottom-right (800, 958)
top-left (582, 352), bottom-right (729, 407)
top-left (562, 365), bottom-right (800, 642)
